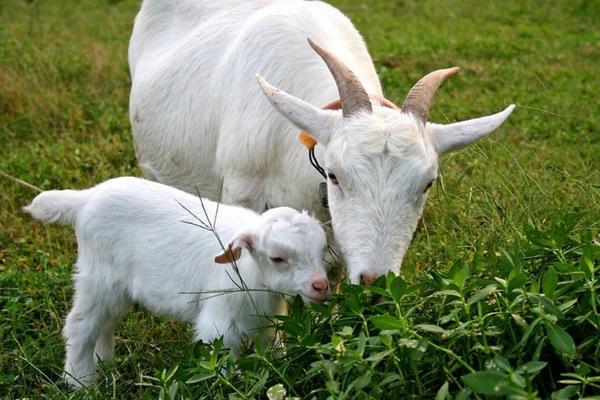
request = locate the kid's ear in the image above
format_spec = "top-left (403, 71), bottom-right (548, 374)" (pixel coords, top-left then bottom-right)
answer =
top-left (213, 232), bottom-right (254, 264)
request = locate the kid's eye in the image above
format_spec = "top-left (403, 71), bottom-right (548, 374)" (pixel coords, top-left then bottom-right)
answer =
top-left (269, 257), bottom-right (286, 264)
top-left (327, 173), bottom-right (338, 185)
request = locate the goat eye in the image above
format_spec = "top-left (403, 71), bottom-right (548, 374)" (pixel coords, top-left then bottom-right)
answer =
top-left (269, 256), bottom-right (286, 264)
top-left (424, 180), bottom-right (434, 193)
top-left (327, 173), bottom-right (338, 185)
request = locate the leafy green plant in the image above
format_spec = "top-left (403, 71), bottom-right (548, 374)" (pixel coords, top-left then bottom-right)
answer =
top-left (134, 215), bottom-right (600, 399)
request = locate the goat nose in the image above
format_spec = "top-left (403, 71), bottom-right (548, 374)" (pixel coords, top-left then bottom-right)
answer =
top-left (312, 279), bottom-right (329, 294)
top-left (360, 273), bottom-right (378, 286)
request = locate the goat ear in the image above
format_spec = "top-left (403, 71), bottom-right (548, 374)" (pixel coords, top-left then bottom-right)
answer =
top-left (214, 233), bottom-right (254, 264)
top-left (427, 105), bottom-right (515, 154)
top-left (256, 75), bottom-right (340, 145)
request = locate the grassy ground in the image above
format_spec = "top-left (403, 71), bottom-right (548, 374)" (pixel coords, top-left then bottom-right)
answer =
top-left (1, 0), bottom-right (599, 398)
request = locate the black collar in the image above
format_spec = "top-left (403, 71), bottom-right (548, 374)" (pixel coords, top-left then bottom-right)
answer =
top-left (308, 147), bottom-right (329, 208)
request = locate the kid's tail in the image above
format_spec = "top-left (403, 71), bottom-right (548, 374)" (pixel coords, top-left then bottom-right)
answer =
top-left (23, 189), bottom-right (90, 225)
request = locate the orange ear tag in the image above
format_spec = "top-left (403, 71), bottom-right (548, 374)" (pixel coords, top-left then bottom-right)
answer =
top-left (299, 131), bottom-right (317, 150)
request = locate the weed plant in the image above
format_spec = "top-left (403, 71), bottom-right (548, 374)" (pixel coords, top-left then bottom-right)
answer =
top-left (123, 215), bottom-right (600, 399)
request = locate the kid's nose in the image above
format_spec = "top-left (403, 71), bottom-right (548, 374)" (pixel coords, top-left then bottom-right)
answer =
top-left (312, 278), bottom-right (329, 296)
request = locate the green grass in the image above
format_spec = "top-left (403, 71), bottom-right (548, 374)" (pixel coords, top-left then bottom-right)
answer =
top-left (1, 0), bottom-right (599, 398)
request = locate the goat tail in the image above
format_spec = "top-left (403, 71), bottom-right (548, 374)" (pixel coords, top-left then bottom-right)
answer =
top-left (23, 189), bottom-right (90, 226)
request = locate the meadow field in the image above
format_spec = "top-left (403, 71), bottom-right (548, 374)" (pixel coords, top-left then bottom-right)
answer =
top-left (1, 0), bottom-right (599, 398)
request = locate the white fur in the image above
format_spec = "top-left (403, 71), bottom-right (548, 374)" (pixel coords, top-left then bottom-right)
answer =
top-left (25, 177), bottom-right (328, 388)
top-left (129, 0), bottom-right (515, 284)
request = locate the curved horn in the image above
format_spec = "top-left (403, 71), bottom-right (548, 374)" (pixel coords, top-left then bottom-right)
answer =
top-left (401, 67), bottom-right (460, 124)
top-left (308, 38), bottom-right (372, 118)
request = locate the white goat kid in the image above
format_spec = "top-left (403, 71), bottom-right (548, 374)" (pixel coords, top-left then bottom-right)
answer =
top-left (25, 177), bottom-right (329, 388)
top-left (129, 0), bottom-right (515, 284)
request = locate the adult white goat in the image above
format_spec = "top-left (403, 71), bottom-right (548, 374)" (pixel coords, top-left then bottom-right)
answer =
top-left (129, 0), bottom-right (515, 284)
top-left (25, 177), bottom-right (329, 387)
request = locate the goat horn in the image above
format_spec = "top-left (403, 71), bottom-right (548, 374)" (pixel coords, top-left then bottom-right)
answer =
top-left (401, 67), bottom-right (461, 124)
top-left (308, 38), bottom-right (372, 118)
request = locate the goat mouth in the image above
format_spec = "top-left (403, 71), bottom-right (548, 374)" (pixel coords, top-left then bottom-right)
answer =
top-left (300, 292), bottom-right (327, 303)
